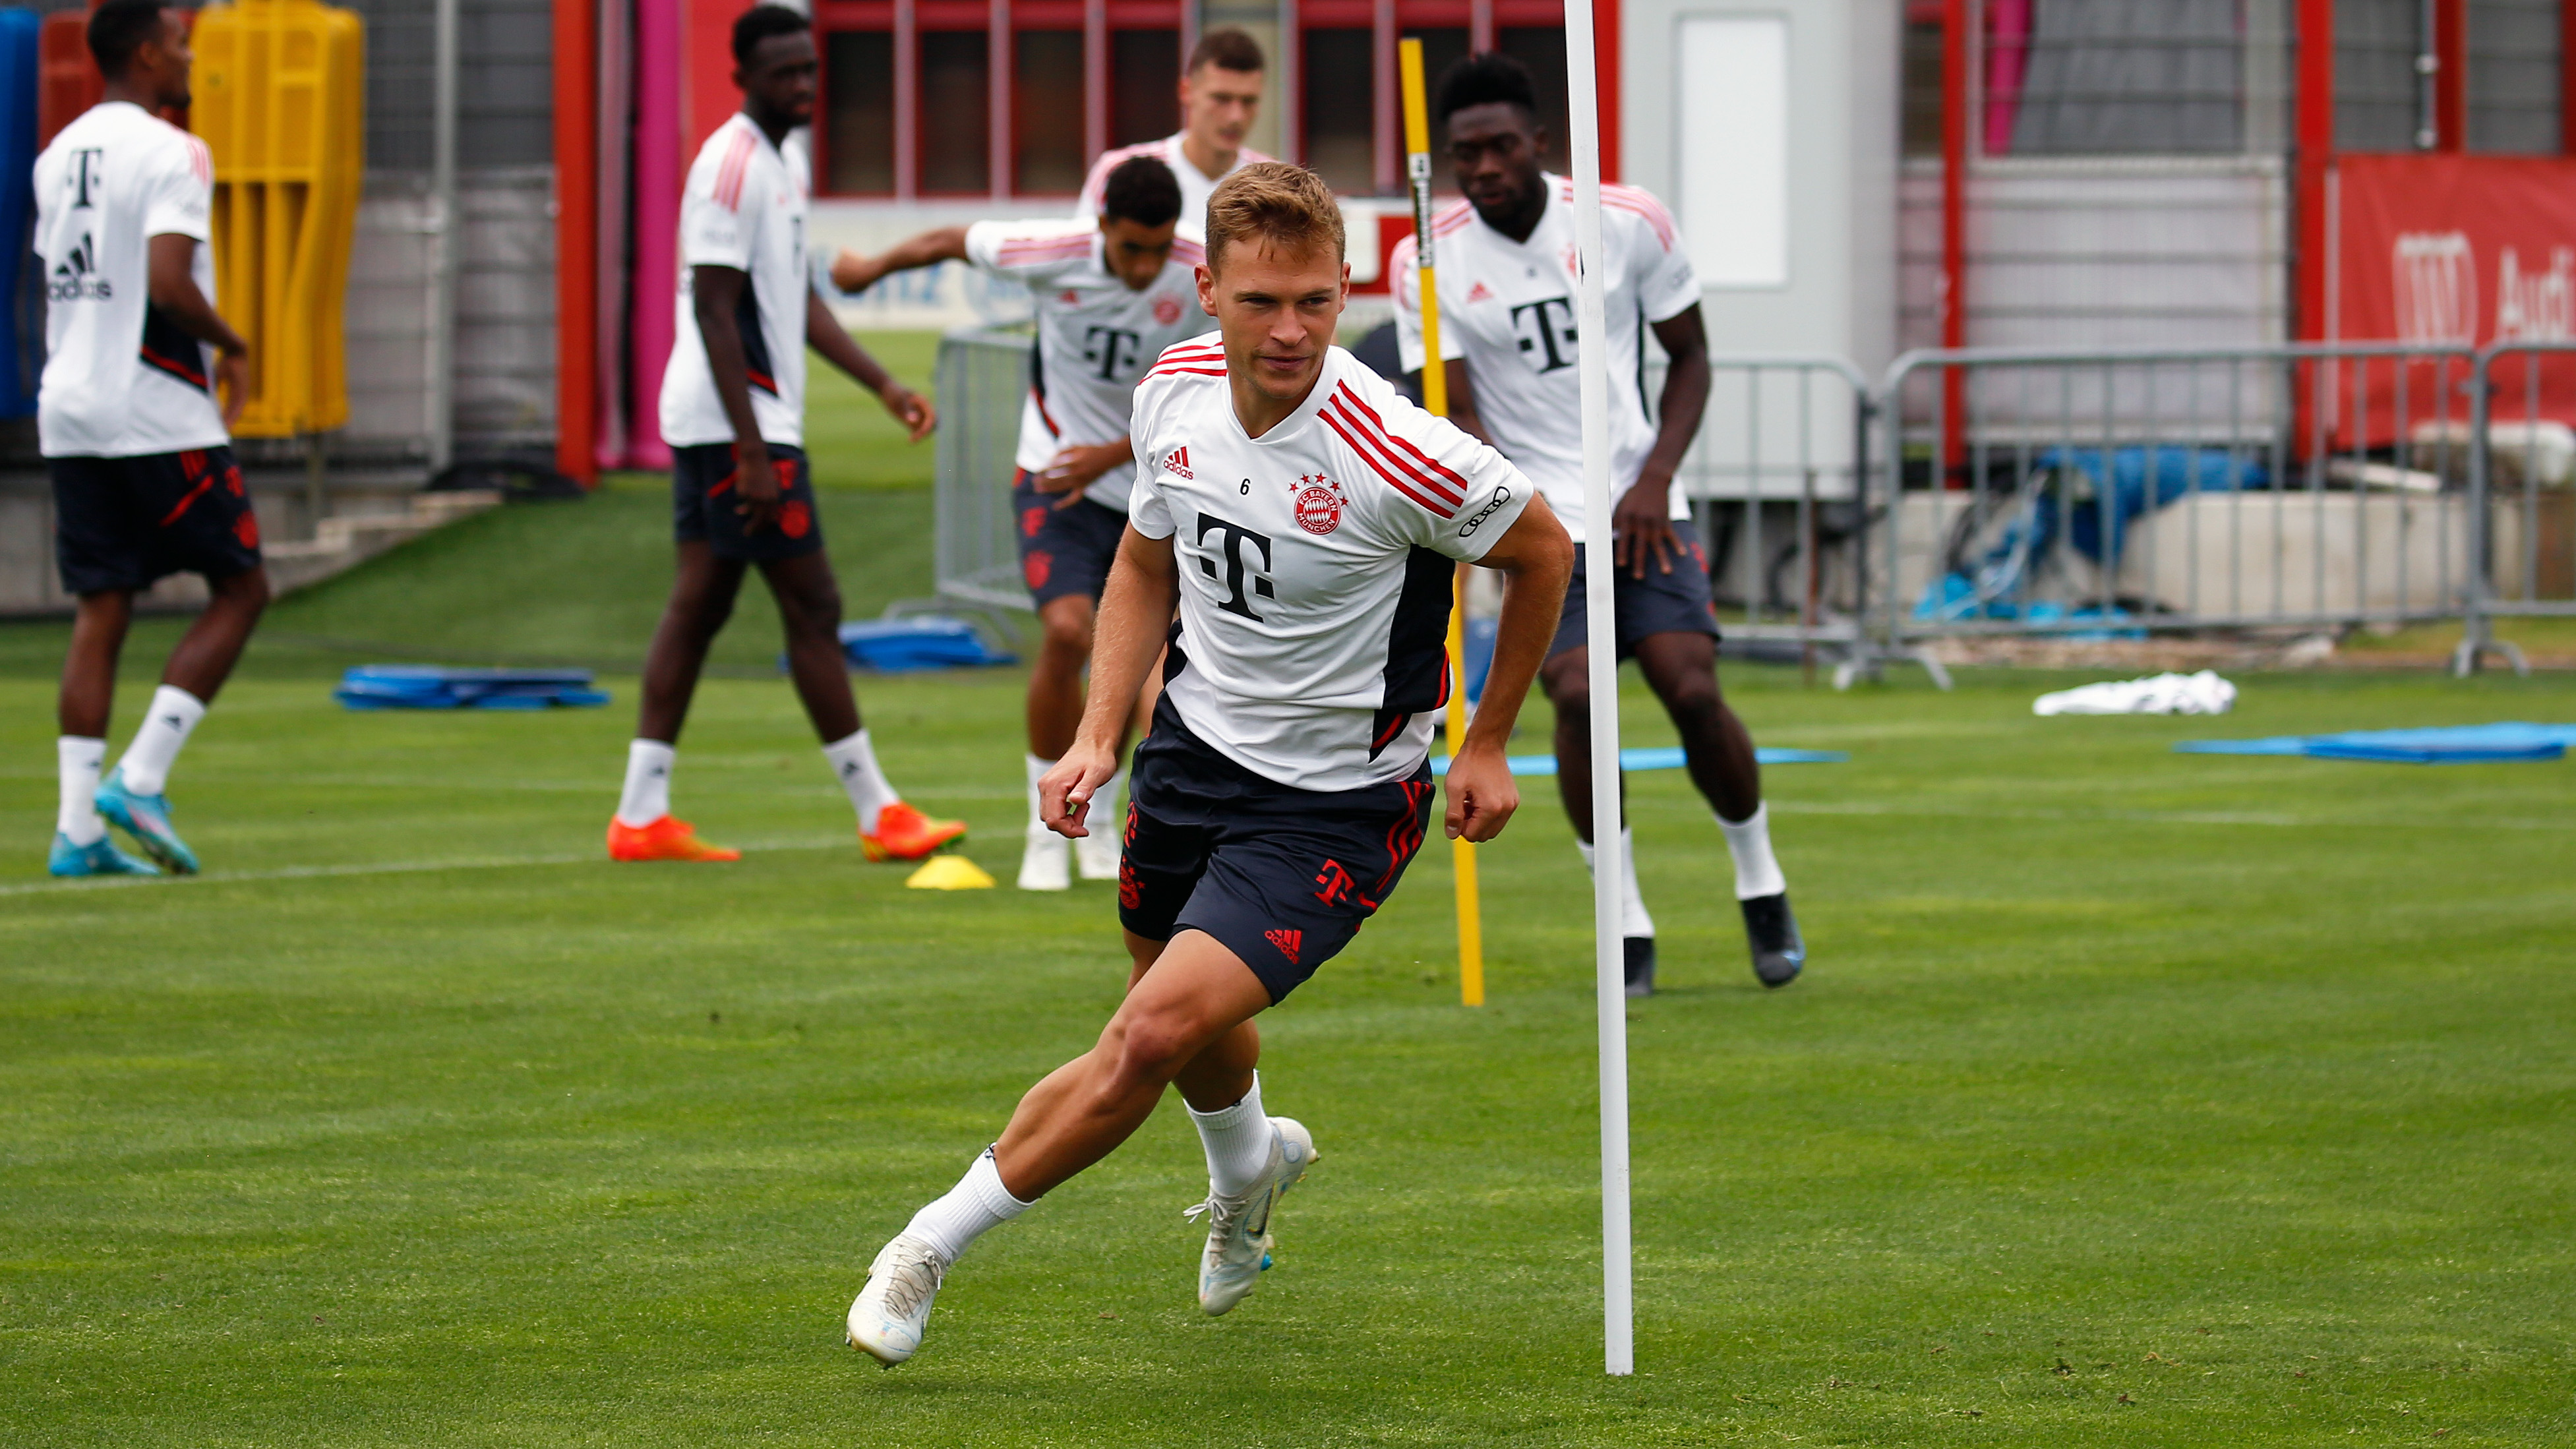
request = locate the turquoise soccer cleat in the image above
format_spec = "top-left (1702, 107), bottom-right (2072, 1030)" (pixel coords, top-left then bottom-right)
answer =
top-left (49, 831), bottom-right (160, 877)
top-left (95, 767), bottom-right (199, 875)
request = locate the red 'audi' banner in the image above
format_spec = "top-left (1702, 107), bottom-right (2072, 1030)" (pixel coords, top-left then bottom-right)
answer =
top-left (2334, 154), bottom-right (2576, 447)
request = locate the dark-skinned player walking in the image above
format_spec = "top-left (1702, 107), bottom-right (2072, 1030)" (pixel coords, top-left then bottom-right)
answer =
top-left (609, 5), bottom-right (965, 864)
top-left (41, 0), bottom-right (261, 878)
top-left (1393, 53), bottom-right (1804, 992)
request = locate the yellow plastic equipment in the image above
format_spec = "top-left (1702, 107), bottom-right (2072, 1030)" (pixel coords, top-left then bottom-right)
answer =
top-left (906, 855), bottom-right (997, 890)
top-left (190, 0), bottom-right (364, 437)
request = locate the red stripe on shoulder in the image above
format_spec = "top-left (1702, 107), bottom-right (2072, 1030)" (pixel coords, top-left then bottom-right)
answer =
top-left (1332, 384), bottom-right (1469, 503)
top-left (1319, 406), bottom-right (1456, 518)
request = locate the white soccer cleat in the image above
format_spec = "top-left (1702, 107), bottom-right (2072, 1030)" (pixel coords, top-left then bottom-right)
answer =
top-left (1017, 825), bottom-right (1071, 891)
top-left (1185, 1116), bottom-right (1316, 1317)
top-left (847, 1233), bottom-right (948, 1365)
top-left (1073, 819), bottom-right (1121, 881)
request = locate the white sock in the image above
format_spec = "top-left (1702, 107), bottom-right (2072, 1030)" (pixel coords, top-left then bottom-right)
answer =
top-left (114, 685), bottom-right (204, 796)
top-left (616, 740), bottom-right (675, 827)
top-left (1576, 829), bottom-right (1656, 939)
top-left (1024, 753), bottom-right (1053, 830)
top-left (57, 736), bottom-right (106, 845)
top-left (901, 1146), bottom-right (1032, 1265)
top-left (1187, 1072), bottom-right (1271, 1197)
top-left (1718, 803), bottom-right (1787, 900)
top-left (824, 729), bottom-right (899, 834)
top-left (1091, 766), bottom-right (1127, 836)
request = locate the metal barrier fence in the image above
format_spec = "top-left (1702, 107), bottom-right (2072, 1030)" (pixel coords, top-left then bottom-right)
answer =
top-left (899, 326), bottom-right (1036, 637)
top-left (914, 324), bottom-right (2565, 680)
top-left (1674, 357), bottom-right (1878, 681)
top-left (2459, 340), bottom-right (2576, 674)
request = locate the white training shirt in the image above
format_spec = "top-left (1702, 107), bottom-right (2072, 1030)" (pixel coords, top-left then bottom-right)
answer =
top-left (963, 218), bottom-right (1210, 512)
top-left (1129, 338), bottom-right (1534, 791)
top-left (661, 114), bottom-right (810, 450)
top-left (1393, 174), bottom-right (1701, 544)
top-left (1073, 133), bottom-right (1273, 230)
top-left (33, 102), bottom-right (226, 458)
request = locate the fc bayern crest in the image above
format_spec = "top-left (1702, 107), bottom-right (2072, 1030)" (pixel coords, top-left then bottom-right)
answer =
top-left (1293, 473), bottom-right (1346, 535)
top-left (1154, 295), bottom-right (1183, 326)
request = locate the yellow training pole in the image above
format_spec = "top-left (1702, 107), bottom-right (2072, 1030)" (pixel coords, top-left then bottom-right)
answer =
top-left (1400, 39), bottom-right (1484, 1008)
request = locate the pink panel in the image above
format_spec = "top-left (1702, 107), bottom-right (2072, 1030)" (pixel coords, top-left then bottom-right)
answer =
top-left (628, 0), bottom-right (682, 469)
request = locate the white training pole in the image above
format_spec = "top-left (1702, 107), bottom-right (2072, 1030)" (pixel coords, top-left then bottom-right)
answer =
top-left (1561, 0), bottom-right (1634, 1378)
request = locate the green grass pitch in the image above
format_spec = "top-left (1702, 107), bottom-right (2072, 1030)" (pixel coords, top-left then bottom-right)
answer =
top-left (5, 351), bottom-right (2575, 1444)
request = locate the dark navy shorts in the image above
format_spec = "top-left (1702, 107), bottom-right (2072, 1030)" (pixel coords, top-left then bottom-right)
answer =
top-left (671, 442), bottom-right (823, 560)
top-left (1118, 697), bottom-right (1437, 1003)
top-left (1012, 469), bottom-right (1127, 608)
top-left (1549, 516), bottom-right (1722, 661)
top-left (51, 446), bottom-right (261, 596)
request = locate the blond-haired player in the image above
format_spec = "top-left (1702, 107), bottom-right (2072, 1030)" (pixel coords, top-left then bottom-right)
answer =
top-left (846, 163), bottom-right (1574, 1365)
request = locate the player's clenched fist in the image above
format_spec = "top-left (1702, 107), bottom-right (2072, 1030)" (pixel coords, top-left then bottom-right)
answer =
top-left (1441, 739), bottom-right (1520, 843)
top-left (1038, 744), bottom-right (1119, 839)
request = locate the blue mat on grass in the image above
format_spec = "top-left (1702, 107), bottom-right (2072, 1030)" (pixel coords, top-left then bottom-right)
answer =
top-left (337, 666), bottom-right (609, 711)
top-left (786, 617), bottom-right (1017, 674)
top-left (1432, 746), bottom-right (1847, 777)
top-left (2174, 723), bottom-right (2576, 764)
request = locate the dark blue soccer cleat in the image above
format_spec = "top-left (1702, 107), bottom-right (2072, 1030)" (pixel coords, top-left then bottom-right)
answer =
top-left (49, 831), bottom-right (160, 877)
top-left (96, 767), bottom-right (199, 875)
top-left (1624, 936), bottom-right (1657, 997)
top-left (1741, 893), bottom-right (1804, 988)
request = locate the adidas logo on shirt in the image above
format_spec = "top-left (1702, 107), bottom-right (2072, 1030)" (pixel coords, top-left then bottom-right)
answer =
top-left (1464, 280), bottom-right (1493, 303)
top-left (1162, 446), bottom-right (1194, 479)
top-left (48, 232), bottom-right (109, 301)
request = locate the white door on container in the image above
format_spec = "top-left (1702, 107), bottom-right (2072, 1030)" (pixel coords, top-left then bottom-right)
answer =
top-left (1676, 13), bottom-right (1790, 289)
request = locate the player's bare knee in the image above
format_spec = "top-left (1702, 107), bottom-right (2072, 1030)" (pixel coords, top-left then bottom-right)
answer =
top-left (1040, 612), bottom-right (1094, 659)
top-left (216, 568), bottom-right (270, 614)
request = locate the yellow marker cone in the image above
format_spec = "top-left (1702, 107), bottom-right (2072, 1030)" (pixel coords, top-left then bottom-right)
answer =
top-left (905, 854), bottom-right (996, 890)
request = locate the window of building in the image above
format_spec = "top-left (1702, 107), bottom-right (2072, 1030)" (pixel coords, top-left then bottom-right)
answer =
top-left (918, 27), bottom-right (992, 192)
top-left (1983, 0), bottom-right (2248, 156)
top-left (1302, 27), bottom-right (1376, 191)
top-left (1017, 28), bottom-right (1088, 191)
top-left (1112, 28), bottom-right (1182, 146)
top-left (2468, 0), bottom-right (2562, 153)
top-left (813, 0), bottom-right (1607, 200)
top-left (2337, 0), bottom-right (2424, 150)
top-left (825, 28), bottom-right (896, 193)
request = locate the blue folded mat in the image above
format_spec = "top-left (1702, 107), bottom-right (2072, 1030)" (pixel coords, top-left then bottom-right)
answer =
top-left (2175, 722), bottom-right (2576, 764)
top-left (336, 665), bottom-right (610, 711)
top-left (1432, 745), bottom-right (1847, 777)
top-left (791, 617), bottom-right (1017, 674)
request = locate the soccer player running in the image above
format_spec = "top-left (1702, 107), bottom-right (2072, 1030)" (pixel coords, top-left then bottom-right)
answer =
top-left (828, 158), bottom-right (1210, 892)
top-left (1394, 53), bottom-right (1805, 994)
top-left (610, 6), bottom-right (964, 865)
top-left (41, 1), bottom-right (261, 879)
top-left (1072, 28), bottom-right (1270, 225)
top-left (846, 164), bottom-right (1574, 1364)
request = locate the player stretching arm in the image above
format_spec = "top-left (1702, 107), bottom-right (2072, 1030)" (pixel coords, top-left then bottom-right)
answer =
top-left (829, 157), bottom-right (1211, 891)
top-left (607, 5), bottom-right (963, 865)
top-left (42, 1), bottom-right (262, 878)
top-left (1394, 53), bottom-right (1803, 995)
top-left (846, 163), bottom-right (1574, 1365)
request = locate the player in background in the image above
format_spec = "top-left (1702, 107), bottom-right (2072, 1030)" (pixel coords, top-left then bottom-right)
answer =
top-left (829, 157), bottom-right (1209, 892)
top-left (845, 164), bottom-right (1573, 1365)
top-left (1394, 53), bottom-right (1805, 993)
top-left (40, 1), bottom-right (260, 878)
top-left (1073, 28), bottom-right (1269, 225)
top-left (611, 5), bottom-right (963, 864)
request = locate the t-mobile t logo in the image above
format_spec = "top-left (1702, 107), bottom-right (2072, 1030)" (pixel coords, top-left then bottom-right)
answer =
top-left (69, 149), bottom-right (104, 208)
top-left (1195, 512), bottom-right (1275, 620)
top-left (1509, 296), bottom-right (1578, 373)
top-left (1083, 325), bottom-right (1145, 382)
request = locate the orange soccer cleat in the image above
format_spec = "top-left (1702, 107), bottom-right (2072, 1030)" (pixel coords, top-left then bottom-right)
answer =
top-left (860, 801), bottom-right (968, 862)
top-left (607, 815), bottom-right (742, 862)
